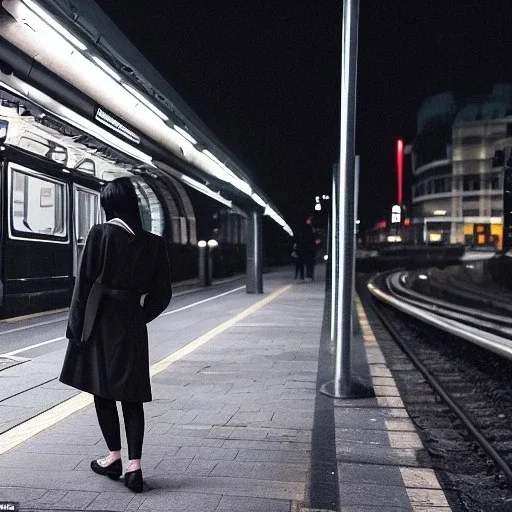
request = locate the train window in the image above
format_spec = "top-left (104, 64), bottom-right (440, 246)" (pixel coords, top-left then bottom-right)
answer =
top-left (18, 135), bottom-right (68, 166)
top-left (18, 135), bottom-right (48, 156)
top-left (74, 189), bottom-right (99, 242)
top-left (11, 168), bottom-right (67, 239)
top-left (132, 179), bottom-right (164, 236)
top-left (75, 159), bottom-right (95, 174)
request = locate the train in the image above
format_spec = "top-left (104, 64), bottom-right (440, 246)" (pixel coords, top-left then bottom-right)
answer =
top-left (0, 87), bottom-right (250, 319)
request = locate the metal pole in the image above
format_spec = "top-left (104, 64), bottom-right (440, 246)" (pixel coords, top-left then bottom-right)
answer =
top-left (336, 0), bottom-right (359, 395)
top-left (330, 166), bottom-right (338, 342)
top-left (246, 209), bottom-right (263, 293)
top-left (198, 243), bottom-right (208, 286)
top-left (352, 155), bottom-right (360, 286)
top-left (321, 0), bottom-right (372, 399)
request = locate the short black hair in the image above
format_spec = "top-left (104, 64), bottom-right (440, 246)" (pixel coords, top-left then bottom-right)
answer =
top-left (100, 177), bottom-right (143, 232)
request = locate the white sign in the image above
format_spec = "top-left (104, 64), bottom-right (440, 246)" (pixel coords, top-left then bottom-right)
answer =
top-left (391, 204), bottom-right (401, 224)
top-left (95, 107), bottom-right (140, 144)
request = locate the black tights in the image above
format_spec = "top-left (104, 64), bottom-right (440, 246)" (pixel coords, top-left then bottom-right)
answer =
top-left (94, 395), bottom-right (144, 460)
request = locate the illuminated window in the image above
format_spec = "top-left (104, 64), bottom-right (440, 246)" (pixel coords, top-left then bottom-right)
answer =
top-left (18, 135), bottom-right (68, 166)
top-left (74, 189), bottom-right (99, 242)
top-left (132, 179), bottom-right (164, 236)
top-left (11, 168), bottom-right (67, 238)
top-left (75, 159), bottom-right (95, 174)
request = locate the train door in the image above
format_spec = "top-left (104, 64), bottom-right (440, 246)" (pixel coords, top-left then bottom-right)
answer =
top-left (73, 185), bottom-right (101, 277)
top-left (2, 153), bottom-right (72, 316)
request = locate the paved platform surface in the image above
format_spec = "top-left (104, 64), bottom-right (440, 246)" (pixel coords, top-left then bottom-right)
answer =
top-left (0, 265), bottom-right (452, 511)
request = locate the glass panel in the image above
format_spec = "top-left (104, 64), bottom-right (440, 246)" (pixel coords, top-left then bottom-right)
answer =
top-left (133, 180), bottom-right (164, 236)
top-left (75, 189), bottom-right (99, 242)
top-left (75, 159), bottom-right (95, 174)
top-left (11, 169), bottom-right (66, 237)
top-left (18, 136), bottom-right (68, 166)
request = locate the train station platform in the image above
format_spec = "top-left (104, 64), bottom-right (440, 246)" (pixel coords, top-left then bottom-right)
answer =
top-left (0, 266), bottom-right (452, 512)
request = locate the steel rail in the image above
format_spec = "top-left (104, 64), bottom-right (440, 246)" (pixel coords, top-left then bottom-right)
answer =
top-left (368, 279), bottom-right (512, 361)
top-left (384, 274), bottom-right (512, 337)
top-left (386, 272), bottom-right (512, 326)
top-left (369, 295), bottom-right (512, 487)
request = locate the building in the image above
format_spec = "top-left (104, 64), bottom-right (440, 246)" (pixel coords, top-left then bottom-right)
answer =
top-left (411, 84), bottom-right (512, 248)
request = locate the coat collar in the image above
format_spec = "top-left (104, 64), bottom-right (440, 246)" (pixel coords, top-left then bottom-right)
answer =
top-left (107, 218), bottom-right (135, 236)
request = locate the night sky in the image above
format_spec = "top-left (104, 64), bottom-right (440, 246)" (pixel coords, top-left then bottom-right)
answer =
top-left (95, 0), bottom-right (512, 233)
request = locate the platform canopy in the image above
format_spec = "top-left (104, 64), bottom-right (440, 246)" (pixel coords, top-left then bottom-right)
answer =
top-left (0, 0), bottom-right (292, 235)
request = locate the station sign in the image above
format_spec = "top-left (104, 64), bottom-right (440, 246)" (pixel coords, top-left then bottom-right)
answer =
top-left (94, 107), bottom-right (140, 144)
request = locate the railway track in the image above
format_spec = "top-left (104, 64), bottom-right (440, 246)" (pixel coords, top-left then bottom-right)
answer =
top-left (364, 272), bottom-right (512, 511)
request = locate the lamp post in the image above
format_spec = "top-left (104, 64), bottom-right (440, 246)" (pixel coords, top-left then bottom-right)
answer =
top-left (320, 0), bottom-right (373, 399)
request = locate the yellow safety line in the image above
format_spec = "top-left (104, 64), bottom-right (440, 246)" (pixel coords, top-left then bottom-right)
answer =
top-left (355, 294), bottom-right (378, 346)
top-left (0, 284), bottom-right (293, 455)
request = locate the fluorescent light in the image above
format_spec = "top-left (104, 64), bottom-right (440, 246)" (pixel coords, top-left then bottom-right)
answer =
top-left (21, 0), bottom-right (87, 51)
top-left (171, 128), bottom-right (195, 151)
top-left (122, 83), bottom-right (169, 121)
top-left (251, 193), bottom-right (266, 207)
top-left (202, 149), bottom-right (223, 166)
top-left (173, 125), bottom-right (197, 145)
top-left (91, 56), bottom-right (121, 81)
top-left (264, 206), bottom-right (286, 226)
top-left (202, 149), bottom-right (252, 195)
top-left (0, 75), bottom-right (153, 165)
top-left (180, 175), bottom-right (233, 207)
top-left (231, 178), bottom-right (252, 196)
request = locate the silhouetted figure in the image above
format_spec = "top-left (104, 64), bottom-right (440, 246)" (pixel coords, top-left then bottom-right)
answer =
top-left (293, 239), bottom-right (304, 280)
top-left (302, 220), bottom-right (316, 280)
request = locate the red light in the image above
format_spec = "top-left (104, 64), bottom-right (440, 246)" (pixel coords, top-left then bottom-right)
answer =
top-left (404, 217), bottom-right (410, 227)
top-left (396, 139), bottom-right (404, 206)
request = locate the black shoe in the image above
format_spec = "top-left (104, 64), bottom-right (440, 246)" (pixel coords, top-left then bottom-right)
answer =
top-left (124, 468), bottom-right (144, 493)
top-left (90, 458), bottom-right (122, 480)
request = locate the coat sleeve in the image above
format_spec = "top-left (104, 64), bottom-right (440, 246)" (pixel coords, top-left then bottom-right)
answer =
top-left (143, 237), bottom-right (172, 323)
top-left (66, 225), bottom-right (103, 342)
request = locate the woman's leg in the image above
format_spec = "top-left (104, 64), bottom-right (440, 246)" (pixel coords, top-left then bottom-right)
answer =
top-left (121, 401), bottom-right (144, 471)
top-left (94, 395), bottom-right (122, 466)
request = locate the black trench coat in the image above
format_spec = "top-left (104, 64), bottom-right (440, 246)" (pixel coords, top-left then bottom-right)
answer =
top-left (59, 223), bottom-right (172, 402)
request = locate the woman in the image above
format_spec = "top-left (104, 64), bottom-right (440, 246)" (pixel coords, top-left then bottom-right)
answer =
top-left (60, 177), bottom-right (172, 493)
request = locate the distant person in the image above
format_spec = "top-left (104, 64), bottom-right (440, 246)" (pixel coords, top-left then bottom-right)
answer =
top-left (292, 239), bottom-right (304, 280)
top-left (59, 178), bottom-right (172, 493)
top-left (303, 219), bottom-right (316, 280)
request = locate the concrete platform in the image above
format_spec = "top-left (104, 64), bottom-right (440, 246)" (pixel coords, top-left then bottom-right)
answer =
top-left (0, 265), bottom-right (452, 511)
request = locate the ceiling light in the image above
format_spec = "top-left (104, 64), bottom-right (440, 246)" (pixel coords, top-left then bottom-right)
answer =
top-left (251, 193), bottom-right (266, 207)
top-left (21, 0), bottom-right (87, 51)
top-left (122, 83), bottom-right (169, 121)
top-left (202, 149), bottom-right (223, 166)
top-left (180, 175), bottom-right (232, 208)
top-left (91, 56), bottom-right (120, 81)
top-left (0, 75), bottom-right (153, 165)
top-left (173, 125), bottom-right (197, 145)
